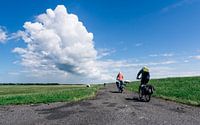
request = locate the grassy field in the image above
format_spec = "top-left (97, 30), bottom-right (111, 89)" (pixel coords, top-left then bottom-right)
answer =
top-left (126, 76), bottom-right (200, 106)
top-left (0, 85), bottom-right (100, 105)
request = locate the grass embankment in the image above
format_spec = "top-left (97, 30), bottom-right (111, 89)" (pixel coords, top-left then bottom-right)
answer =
top-left (0, 85), bottom-right (100, 105)
top-left (126, 76), bottom-right (200, 106)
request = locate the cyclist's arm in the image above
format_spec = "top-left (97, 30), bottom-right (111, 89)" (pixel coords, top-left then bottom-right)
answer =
top-left (148, 73), bottom-right (150, 79)
top-left (136, 69), bottom-right (142, 79)
top-left (116, 74), bottom-right (119, 80)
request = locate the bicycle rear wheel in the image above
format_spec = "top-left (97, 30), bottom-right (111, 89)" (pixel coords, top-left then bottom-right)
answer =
top-left (144, 94), bottom-right (151, 102)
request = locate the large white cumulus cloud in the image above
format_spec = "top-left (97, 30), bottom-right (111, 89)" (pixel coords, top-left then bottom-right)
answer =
top-left (13, 5), bottom-right (111, 81)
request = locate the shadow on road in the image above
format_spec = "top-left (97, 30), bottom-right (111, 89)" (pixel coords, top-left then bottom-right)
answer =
top-left (125, 97), bottom-right (145, 102)
top-left (35, 101), bottom-right (92, 120)
top-left (110, 91), bottom-right (121, 93)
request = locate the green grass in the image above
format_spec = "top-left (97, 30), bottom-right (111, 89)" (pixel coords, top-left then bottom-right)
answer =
top-left (0, 85), bottom-right (100, 105)
top-left (126, 76), bottom-right (200, 106)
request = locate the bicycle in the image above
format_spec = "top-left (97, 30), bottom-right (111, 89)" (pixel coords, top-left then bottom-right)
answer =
top-left (139, 84), bottom-right (154, 102)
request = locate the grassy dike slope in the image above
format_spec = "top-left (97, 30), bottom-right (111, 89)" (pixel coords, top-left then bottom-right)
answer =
top-left (126, 76), bottom-right (200, 106)
top-left (0, 85), bottom-right (100, 105)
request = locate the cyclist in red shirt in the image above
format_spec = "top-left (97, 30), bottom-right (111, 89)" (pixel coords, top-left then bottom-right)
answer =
top-left (116, 72), bottom-right (124, 92)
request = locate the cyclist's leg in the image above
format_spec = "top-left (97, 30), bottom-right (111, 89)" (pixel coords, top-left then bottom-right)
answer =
top-left (138, 81), bottom-right (142, 93)
top-left (140, 79), bottom-right (146, 95)
top-left (116, 81), bottom-right (119, 90)
top-left (138, 83), bottom-right (143, 99)
top-left (145, 79), bottom-right (149, 84)
top-left (120, 80), bottom-right (124, 87)
top-left (139, 79), bottom-right (144, 95)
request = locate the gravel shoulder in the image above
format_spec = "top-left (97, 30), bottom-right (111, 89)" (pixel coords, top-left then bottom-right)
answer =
top-left (0, 84), bottom-right (200, 125)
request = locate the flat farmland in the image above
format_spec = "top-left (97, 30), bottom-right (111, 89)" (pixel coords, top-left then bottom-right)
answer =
top-left (0, 85), bottom-right (100, 105)
top-left (126, 76), bottom-right (200, 106)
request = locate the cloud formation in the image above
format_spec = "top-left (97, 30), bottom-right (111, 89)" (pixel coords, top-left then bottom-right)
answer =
top-left (9, 5), bottom-right (191, 83)
top-left (13, 5), bottom-right (112, 81)
top-left (135, 43), bottom-right (143, 47)
top-left (97, 48), bottom-right (116, 59)
top-left (149, 53), bottom-right (174, 57)
top-left (191, 55), bottom-right (200, 60)
top-left (0, 27), bottom-right (7, 43)
top-left (161, 0), bottom-right (195, 12)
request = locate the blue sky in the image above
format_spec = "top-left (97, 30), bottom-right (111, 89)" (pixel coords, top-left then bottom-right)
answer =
top-left (0, 0), bottom-right (200, 83)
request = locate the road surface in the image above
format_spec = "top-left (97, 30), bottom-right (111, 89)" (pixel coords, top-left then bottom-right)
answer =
top-left (0, 84), bottom-right (200, 125)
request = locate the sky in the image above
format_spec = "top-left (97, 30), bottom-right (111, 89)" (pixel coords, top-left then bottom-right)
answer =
top-left (0, 0), bottom-right (200, 83)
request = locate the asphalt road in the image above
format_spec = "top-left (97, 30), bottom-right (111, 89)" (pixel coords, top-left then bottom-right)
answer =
top-left (0, 84), bottom-right (200, 125)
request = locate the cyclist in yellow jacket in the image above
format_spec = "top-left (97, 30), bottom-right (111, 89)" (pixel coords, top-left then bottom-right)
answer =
top-left (137, 66), bottom-right (150, 93)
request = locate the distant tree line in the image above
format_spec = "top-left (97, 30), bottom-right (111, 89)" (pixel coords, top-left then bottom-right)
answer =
top-left (0, 83), bottom-right (60, 85)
